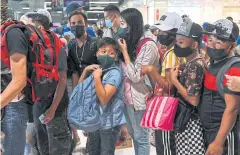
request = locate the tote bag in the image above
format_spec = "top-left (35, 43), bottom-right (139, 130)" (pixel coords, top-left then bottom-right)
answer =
top-left (141, 86), bottom-right (178, 131)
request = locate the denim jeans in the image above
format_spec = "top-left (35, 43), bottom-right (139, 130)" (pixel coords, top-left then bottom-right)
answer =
top-left (1, 99), bottom-right (29, 155)
top-left (88, 125), bottom-right (121, 155)
top-left (124, 105), bottom-right (150, 155)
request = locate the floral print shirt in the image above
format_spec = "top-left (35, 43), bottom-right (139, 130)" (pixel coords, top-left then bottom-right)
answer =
top-left (179, 58), bottom-right (205, 96)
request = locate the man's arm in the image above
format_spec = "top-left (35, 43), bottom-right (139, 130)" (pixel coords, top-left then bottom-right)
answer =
top-left (79, 69), bottom-right (87, 83)
top-left (1, 53), bottom-right (27, 109)
top-left (144, 66), bottom-right (166, 86)
top-left (43, 47), bottom-right (68, 124)
top-left (214, 94), bottom-right (240, 145)
top-left (171, 78), bottom-right (200, 106)
top-left (50, 71), bottom-right (67, 111)
top-left (206, 94), bottom-right (240, 155)
top-left (72, 73), bottom-right (79, 89)
top-left (1, 28), bottom-right (28, 109)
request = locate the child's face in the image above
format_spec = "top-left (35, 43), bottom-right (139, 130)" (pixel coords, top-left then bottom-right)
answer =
top-left (97, 45), bottom-right (118, 60)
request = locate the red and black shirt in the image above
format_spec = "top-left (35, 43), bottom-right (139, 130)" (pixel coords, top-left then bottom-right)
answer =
top-left (199, 58), bottom-right (240, 132)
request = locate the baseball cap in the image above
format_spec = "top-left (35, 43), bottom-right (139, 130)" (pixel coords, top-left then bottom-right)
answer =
top-left (153, 12), bottom-right (183, 31)
top-left (177, 21), bottom-right (203, 41)
top-left (149, 25), bottom-right (158, 30)
top-left (37, 9), bottom-right (52, 23)
top-left (66, 1), bottom-right (85, 15)
top-left (204, 19), bottom-right (239, 42)
top-left (144, 24), bottom-right (150, 31)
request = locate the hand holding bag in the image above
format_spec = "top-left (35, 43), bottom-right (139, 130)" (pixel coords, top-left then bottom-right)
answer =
top-left (140, 84), bottom-right (179, 131)
top-left (174, 97), bottom-right (196, 133)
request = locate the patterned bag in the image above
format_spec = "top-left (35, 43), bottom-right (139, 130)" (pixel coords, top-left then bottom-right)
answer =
top-left (141, 85), bottom-right (178, 131)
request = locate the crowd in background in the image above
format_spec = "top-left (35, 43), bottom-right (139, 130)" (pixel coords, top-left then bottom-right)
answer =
top-left (1, 1), bottom-right (240, 155)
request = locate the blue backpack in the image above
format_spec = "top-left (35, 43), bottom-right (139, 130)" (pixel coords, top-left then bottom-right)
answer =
top-left (67, 67), bottom-right (119, 132)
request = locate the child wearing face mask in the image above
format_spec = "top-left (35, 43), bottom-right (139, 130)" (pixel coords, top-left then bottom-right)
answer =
top-left (170, 22), bottom-right (206, 155)
top-left (79, 37), bottom-right (126, 155)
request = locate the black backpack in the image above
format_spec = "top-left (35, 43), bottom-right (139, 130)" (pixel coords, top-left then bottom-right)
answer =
top-left (216, 57), bottom-right (240, 99)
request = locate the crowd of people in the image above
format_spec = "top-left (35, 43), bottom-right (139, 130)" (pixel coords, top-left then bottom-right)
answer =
top-left (1, 1), bottom-right (240, 155)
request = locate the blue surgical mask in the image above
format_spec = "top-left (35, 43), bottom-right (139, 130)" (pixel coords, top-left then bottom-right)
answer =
top-left (105, 19), bottom-right (113, 28)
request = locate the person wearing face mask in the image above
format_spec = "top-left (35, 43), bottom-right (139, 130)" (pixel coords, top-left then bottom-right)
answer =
top-left (198, 19), bottom-right (240, 155)
top-left (78, 37), bottom-right (126, 155)
top-left (117, 8), bottom-right (160, 155)
top-left (67, 11), bottom-right (98, 90)
top-left (103, 5), bottom-right (121, 39)
top-left (54, 1), bottom-right (87, 38)
top-left (67, 11), bottom-right (98, 151)
top-left (169, 21), bottom-right (206, 155)
top-left (141, 12), bottom-right (184, 155)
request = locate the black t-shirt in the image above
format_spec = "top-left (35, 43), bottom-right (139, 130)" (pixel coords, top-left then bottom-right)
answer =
top-left (2, 28), bottom-right (68, 112)
top-left (67, 36), bottom-right (98, 76)
top-left (4, 28), bottom-right (67, 71)
top-left (1, 28), bottom-right (29, 92)
top-left (199, 58), bottom-right (240, 132)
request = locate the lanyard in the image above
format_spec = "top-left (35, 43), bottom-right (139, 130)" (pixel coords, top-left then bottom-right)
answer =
top-left (75, 40), bottom-right (86, 68)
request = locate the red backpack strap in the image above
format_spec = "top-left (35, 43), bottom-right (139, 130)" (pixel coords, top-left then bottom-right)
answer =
top-left (52, 32), bottom-right (61, 81)
top-left (136, 38), bottom-right (154, 56)
top-left (1, 21), bottom-right (26, 68)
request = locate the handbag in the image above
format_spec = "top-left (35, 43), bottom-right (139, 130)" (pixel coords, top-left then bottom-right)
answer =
top-left (174, 97), bottom-right (196, 133)
top-left (141, 85), bottom-right (179, 131)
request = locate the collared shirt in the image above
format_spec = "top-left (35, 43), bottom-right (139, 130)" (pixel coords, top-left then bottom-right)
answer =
top-left (161, 47), bottom-right (186, 77)
top-left (102, 28), bottom-right (118, 40)
top-left (67, 36), bottom-right (98, 76)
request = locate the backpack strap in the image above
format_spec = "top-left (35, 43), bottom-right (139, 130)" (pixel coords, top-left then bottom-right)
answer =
top-left (28, 25), bottom-right (48, 48)
top-left (1, 21), bottom-right (27, 68)
top-left (136, 38), bottom-right (154, 56)
top-left (216, 57), bottom-right (240, 99)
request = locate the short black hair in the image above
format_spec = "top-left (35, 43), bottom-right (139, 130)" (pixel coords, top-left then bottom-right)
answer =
top-left (96, 29), bottom-right (104, 38)
top-left (26, 13), bottom-right (50, 30)
top-left (68, 10), bottom-right (88, 26)
top-left (103, 5), bottom-right (120, 14)
top-left (227, 17), bottom-right (233, 21)
top-left (98, 37), bottom-right (119, 52)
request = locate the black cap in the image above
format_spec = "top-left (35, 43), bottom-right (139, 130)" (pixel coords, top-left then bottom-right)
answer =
top-left (177, 21), bottom-right (203, 42)
top-left (204, 19), bottom-right (239, 42)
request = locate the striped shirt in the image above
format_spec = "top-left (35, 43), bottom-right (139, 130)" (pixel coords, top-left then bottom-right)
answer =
top-left (161, 47), bottom-right (186, 77)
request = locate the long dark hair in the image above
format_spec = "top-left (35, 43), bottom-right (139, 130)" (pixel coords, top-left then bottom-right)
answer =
top-left (120, 8), bottom-right (143, 61)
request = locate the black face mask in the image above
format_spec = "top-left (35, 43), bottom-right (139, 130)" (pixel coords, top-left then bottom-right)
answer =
top-left (157, 35), bottom-right (175, 46)
top-left (71, 25), bottom-right (85, 38)
top-left (206, 47), bottom-right (229, 61)
top-left (174, 44), bottom-right (193, 57)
